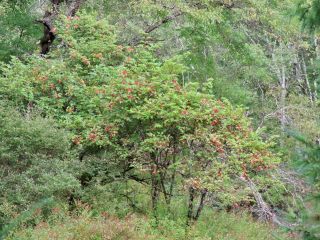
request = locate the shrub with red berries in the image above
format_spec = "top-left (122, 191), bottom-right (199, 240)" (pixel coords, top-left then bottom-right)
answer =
top-left (0, 12), bottom-right (281, 218)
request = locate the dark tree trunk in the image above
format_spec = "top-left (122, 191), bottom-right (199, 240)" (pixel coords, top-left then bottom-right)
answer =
top-left (160, 172), bottom-right (170, 205)
top-left (40, 17), bottom-right (56, 55)
top-left (38, 0), bottom-right (85, 55)
top-left (151, 168), bottom-right (160, 213)
top-left (194, 189), bottom-right (207, 221)
top-left (186, 187), bottom-right (195, 226)
top-left (186, 188), bottom-right (207, 225)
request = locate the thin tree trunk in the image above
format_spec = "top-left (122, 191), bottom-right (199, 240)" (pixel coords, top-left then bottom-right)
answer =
top-left (301, 53), bottom-right (314, 104)
top-left (167, 169), bottom-right (176, 206)
top-left (186, 187), bottom-right (195, 226)
top-left (167, 140), bottom-right (178, 206)
top-left (280, 64), bottom-right (286, 132)
top-left (151, 173), bottom-right (160, 213)
top-left (313, 37), bottom-right (319, 101)
top-left (272, 45), bottom-right (287, 145)
top-left (159, 172), bottom-right (170, 205)
top-left (194, 189), bottom-right (207, 221)
top-left (294, 54), bottom-right (307, 95)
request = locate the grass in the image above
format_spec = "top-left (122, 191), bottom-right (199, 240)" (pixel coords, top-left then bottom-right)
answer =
top-left (5, 205), bottom-right (296, 240)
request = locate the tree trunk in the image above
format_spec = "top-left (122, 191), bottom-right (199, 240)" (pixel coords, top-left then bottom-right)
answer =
top-left (313, 36), bottom-right (319, 101)
top-left (280, 64), bottom-right (286, 132)
top-left (294, 54), bottom-right (307, 95)
top-left (151, 174), bottom-right (159, 212)
top-left (186, 187), bottom-right (195, 226)
top-left (38, 0), bottom-right (85, 55)
top-left (194, 189), bottom-right (207, 221)
top-left (167, 169), bottom-right (176, 206)
top-left (272, 47), bottom-right (285, 127)
top-left (301, 53), bottom-right (314, 104)
top-left (159, 172), bottom-right (170, 205)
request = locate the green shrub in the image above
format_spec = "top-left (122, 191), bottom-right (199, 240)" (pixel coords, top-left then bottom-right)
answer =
top-left (0, 13), bottom-right (282, 220)
top-left (0, 104), bottom-right (81, 227)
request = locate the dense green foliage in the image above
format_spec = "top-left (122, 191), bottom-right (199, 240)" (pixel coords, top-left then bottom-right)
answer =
top-left (297, 0), bottom-right (320, 31)
top-left (0, 0), bottom-right (41, 62)
top-left (0, 12), bottom-right (280, 219)
top-left (0, 105), bottom-right (81, 228)
top-left (291, 133), bottom-right (320, 240)
top-left (0, 0), bottom-right (319, 239)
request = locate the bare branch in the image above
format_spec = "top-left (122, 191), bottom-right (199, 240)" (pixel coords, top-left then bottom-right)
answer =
top-left (144, 9), bottom-right (183, 34)
top-left (67, 0), bottom-right (84, 17)
top-left (240, 177), bottom-right (298, 228)
top-left (130, 8), bottom-right (183, 46)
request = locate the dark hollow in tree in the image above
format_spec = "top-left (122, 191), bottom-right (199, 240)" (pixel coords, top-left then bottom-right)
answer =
top-left (40, 20), bottom-right (56, 55)
top-left (38, 0), bottom-right (84, 55)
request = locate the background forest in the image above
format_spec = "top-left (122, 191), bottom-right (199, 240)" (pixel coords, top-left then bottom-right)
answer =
top-left (0, 0), bottom-right (319, 239)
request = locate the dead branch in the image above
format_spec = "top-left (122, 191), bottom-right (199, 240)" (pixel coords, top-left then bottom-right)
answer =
top-left (240, 176), bottom-right (298, 228)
